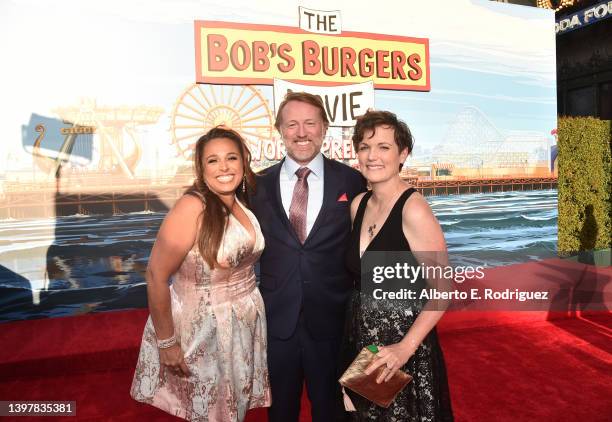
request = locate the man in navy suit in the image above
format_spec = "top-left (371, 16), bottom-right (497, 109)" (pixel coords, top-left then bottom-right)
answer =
top-left (250, 92), bottom-right (366, 422)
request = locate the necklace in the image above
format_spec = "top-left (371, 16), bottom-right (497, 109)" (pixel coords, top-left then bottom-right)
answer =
top-left (367, 223), bottom-right (377, 239)
top-left (364, 188), bottom-right (403, 241)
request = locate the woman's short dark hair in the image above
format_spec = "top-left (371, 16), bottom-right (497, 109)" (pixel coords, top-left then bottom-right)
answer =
top-left (352, 110), bottom-right (414, 154)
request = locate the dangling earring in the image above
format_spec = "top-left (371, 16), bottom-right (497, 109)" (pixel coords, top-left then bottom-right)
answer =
top-left (242, 176), bottom-right (246, 193)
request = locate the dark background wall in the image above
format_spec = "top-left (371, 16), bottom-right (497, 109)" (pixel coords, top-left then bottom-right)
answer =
top-left (557, 6), bottom-right (612, 119)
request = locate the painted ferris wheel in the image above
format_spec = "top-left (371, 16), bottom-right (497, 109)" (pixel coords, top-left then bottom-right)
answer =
top-left (170, 84), bottom-right (276, 161)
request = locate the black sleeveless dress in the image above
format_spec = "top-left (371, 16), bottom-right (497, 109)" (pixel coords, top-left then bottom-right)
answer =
top-left (342, 188), bottom-right (454, 422)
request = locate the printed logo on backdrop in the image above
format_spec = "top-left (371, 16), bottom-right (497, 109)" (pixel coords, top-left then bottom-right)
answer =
top-left (273, 79), bottom-right (374, 126)
top-left (298, 6), bottom-right (342, 34)
top-left (195, 14), bottom-right (430, 91)
top-left (192, 7), bottom-right (430, 163)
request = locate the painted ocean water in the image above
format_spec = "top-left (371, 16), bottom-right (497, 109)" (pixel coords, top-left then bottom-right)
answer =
top-left (0, 189), bottom-right (557, 321)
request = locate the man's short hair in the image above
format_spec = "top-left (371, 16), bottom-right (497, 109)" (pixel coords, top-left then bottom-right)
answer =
top-left (352, 110), bottom-right (414, 153)
top-left (274, 91), bottom-right (329, 131)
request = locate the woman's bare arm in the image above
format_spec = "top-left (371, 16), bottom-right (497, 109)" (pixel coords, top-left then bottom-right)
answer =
top-left (146, 194), bottom-right (202, 376)
top-left (366, 192), bottom-right (449, 382)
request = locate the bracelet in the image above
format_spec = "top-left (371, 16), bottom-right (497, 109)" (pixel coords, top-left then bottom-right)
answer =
top-left (156, 334), bottom-right (177, 349)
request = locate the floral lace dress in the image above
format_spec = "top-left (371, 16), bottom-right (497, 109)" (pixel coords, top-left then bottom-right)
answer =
top-left (131, 199), bottom-right (271, 421)
top-left (342, 189), bottom-right (453, 421)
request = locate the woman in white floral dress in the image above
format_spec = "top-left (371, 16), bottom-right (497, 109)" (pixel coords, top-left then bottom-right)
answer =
top-left (131, 127), bottom-right (271, 421)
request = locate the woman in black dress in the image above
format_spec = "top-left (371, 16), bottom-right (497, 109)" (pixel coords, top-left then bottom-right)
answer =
top-left (342, 110), bottom-right (453, 421)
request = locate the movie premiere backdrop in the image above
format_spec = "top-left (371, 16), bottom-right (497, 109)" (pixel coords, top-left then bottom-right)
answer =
top-left (0, 0), bottom-right (557, 321)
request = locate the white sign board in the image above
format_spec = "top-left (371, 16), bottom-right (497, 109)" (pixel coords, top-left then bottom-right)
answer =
top-left (273, 79), bottom-right (374, 127)
top-left (298, 6), bottom-right (342, 34)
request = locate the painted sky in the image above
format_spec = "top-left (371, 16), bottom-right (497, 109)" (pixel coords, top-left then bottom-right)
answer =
top-left (0, 0), bottom-right (556, 171)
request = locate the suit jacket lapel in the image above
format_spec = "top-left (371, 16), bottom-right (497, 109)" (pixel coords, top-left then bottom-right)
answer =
top-left (304, 157), bottom-right (336, 244)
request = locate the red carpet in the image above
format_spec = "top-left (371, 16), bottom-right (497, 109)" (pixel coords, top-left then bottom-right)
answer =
top-left (1, 260), bottom-right (610, 421)
top-left (2, 311), bottom-right (610, 421)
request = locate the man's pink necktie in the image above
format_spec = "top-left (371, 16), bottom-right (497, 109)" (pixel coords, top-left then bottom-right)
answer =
top-left (289, 167), bottom-right (311, 244)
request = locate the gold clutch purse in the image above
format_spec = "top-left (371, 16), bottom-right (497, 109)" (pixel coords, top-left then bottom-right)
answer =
top-left (339, 345), bottom-right (413, 410)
